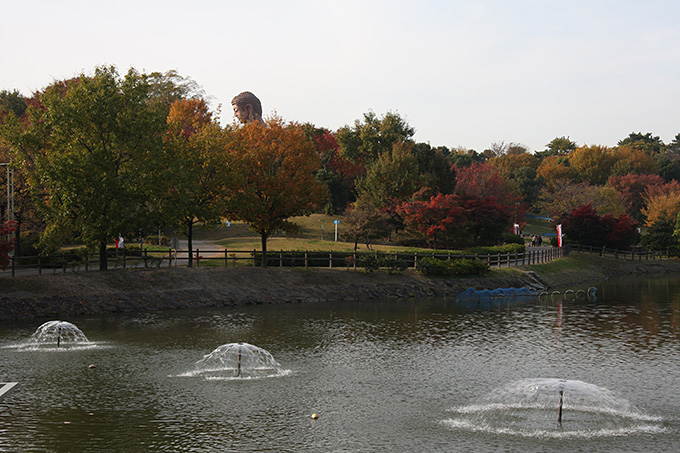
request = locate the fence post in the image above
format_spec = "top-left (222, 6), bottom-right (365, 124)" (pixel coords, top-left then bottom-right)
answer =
top-left (329, 251), bottom-right (333, 269)
top-left (305, 250), bottom-right (308, 268)
top-left (279, 250), bottom-right (283, 268)
top-left (497, 253), bottom-right (501, 269)
top-left (414, 252), bottom-right (418, 269)
top-left (353, 251), bottom-right (357, 270)
top-left (253, 249), bottom-right (257, 267)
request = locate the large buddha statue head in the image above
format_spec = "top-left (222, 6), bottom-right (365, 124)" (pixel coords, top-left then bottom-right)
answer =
top-left (231, 91), bottom-right (263, 123)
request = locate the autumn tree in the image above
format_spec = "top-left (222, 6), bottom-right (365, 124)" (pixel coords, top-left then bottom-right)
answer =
top-left (609, 144), bottom-right (657, 176)
top-left (454, 161), bottom-right (526, 224)
top-left (161, 98), bottom-right (233, 266)
top-left (537, 180), bottom-right (625, 219)
top-left (559, 204), bottom-right (637, 249)
top-left (224, 117), bottom-right (327, 266)
top-left (398, 191), bottom-right (460, 249)
top-left (342, 201), bottom-right (391, 250)
top-left (569, 145), bottom-right (615, 185)
top-left (607, 173), bottom-right (665, 221)
top-left (641, 181), bottom-right (680, 227)
top-left (488, 152), bottom-right (542, 208)
top-left (536, 155), bottom-right (575, 190)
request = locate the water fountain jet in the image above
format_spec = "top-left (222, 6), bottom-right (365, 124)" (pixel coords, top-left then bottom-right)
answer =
top-left (444, 378), bottom-right (663, 438)
top-left (187, 342), bottom-right (288, 380)
top-left (28, 321), bottom-right (90, 349)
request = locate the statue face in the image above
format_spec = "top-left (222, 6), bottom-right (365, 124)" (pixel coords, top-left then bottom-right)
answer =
top-left (232, 103), bottom-right (251, 123)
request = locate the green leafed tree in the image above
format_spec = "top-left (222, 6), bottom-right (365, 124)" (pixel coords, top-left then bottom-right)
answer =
top-left (336, 111), bottom-right (415, 164)
top-left (536, 136), bottom-right (578, 158)
top-left (4, 65), bottom-right (168, 270)
top-left (618, 132), bottom-right (665, 154)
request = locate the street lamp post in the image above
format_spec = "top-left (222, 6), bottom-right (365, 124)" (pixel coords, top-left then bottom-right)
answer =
top-left (0, 163), bottom-right (14, 223)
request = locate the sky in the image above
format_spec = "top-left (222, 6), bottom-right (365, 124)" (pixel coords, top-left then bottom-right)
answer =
top-left (2, 0), bottom-right (679, 152)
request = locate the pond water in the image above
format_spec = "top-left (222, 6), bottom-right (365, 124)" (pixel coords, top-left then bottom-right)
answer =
top-left (1, 276), bottom-right (679, 452)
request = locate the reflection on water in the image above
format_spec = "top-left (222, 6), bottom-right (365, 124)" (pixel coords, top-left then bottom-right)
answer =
top-left (1, 276), bottom-right (680, 452)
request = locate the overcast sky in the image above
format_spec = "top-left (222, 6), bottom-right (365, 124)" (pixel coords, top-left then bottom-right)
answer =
top-left (2, 0), bottom-right (679, 152)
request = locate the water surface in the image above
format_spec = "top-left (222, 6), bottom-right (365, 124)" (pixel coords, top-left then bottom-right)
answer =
top-left (1, 276), bottom-right (679, 452)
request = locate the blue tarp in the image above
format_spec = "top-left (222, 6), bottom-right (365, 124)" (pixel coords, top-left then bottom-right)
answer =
top-left (456, 287), bottom-right (537, 302)
top-left (526, 214), bottom-right (554, 221)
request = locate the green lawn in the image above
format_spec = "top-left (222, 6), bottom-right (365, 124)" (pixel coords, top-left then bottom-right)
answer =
top-left (193, 213), bottom-right (436, 253)
top-left (523, 215), bottom-right (555, 236)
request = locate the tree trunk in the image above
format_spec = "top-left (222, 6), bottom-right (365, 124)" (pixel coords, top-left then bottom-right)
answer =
top-left (99, 242), bottom-right (108, 271)
top-left (187, 220), bottom-right (193, 268)
top-left (261, 233), bottom-right (268, 267)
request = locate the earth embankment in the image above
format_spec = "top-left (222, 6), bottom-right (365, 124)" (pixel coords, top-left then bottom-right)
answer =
top-left (2, 253), bottom-right (680, 321)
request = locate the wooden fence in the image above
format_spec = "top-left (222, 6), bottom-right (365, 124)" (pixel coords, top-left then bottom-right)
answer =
top-left (569, 244), bottom-right (669, 260)
top-left (3, 246), bottom-right (570, 277)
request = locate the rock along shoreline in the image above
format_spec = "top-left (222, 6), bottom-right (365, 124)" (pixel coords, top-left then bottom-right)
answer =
top-left (2, 256), bottom-right (680, 321)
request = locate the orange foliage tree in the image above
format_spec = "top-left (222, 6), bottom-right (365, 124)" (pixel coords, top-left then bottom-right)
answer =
top-left (536, 155), bottom-right (576, 190)
top-left (162, 98), bottom-right (233, 266)
top-left (224, 117), bottom-right (327, 266)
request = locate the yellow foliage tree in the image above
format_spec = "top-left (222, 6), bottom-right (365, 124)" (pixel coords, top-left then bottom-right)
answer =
top-left (569, 145), bottom-right (615, 185)
top-left (536, 155), bottom-right (575, 190)
top-left (641, 181), bottom-right (680, 227)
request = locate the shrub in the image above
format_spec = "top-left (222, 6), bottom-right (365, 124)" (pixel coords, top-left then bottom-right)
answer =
top-left (416, 257), bottom-right (451, 276)
top-left (502, 233), bottom-right (524, 245)
top-left (416, 257), bottom-right (489, 277)
top-left (448, 259), bottom-right (489, 276)
top-left (464, 243), bottom-right (525, 255)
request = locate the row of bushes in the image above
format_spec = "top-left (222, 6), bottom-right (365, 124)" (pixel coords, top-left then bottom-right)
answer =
top-left (415, 257), bottom-right (490, 277)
